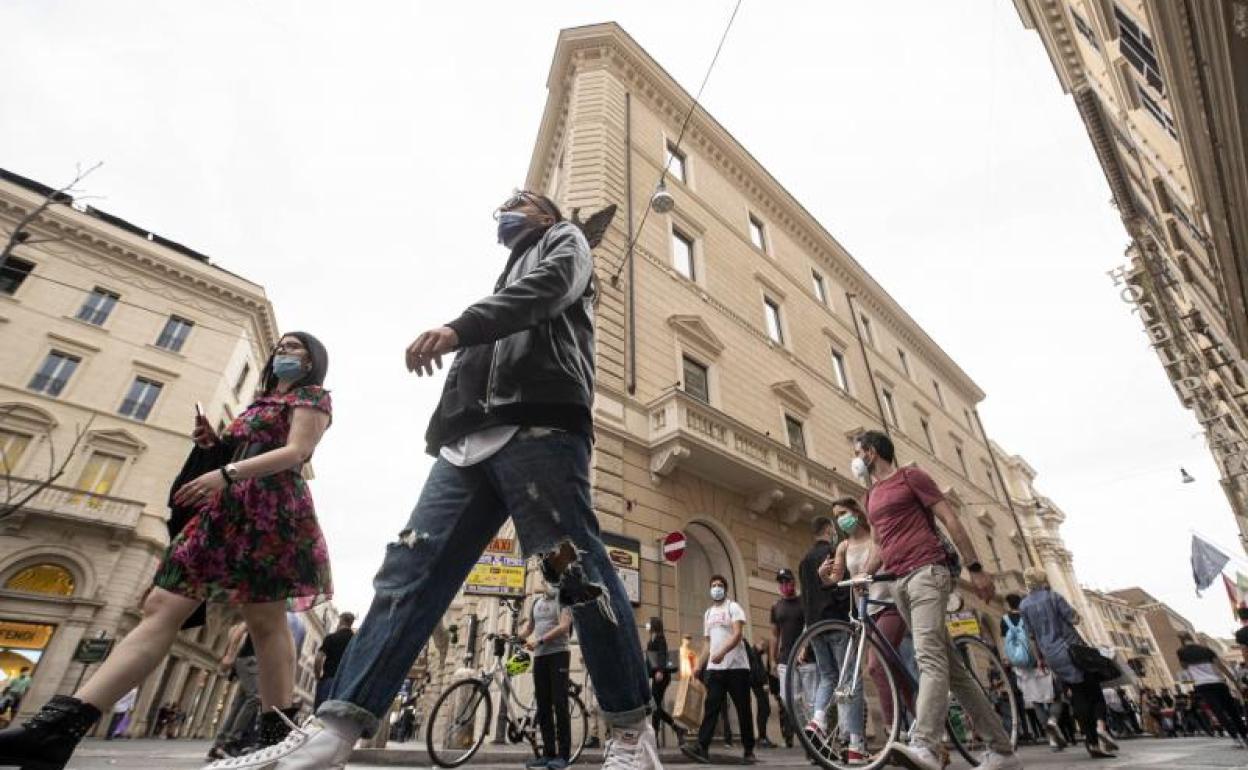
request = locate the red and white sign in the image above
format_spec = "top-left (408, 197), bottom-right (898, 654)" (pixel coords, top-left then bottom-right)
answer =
top-left (662, 531), bottom-right (687, 563)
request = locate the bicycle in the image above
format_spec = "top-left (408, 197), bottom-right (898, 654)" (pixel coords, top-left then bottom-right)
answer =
top-left (784, 573), bottom-right (1017, 770)
top-left (426, 624), bottom-right (589, 767)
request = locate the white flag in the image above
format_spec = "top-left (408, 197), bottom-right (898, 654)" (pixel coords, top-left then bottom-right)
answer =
top-left (1191, 534), bottom-right (1230, 595)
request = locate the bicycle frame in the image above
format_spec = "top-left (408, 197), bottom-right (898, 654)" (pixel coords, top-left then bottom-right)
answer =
top-left (836, 590), bottom-right (916, 715)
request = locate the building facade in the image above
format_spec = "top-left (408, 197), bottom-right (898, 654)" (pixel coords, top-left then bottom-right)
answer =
top-left (1108, 587), bottom-right (1199, 687)
top-left (1013, 0), bottom-right (1248, 545)
top-left (0, 168), bottom-right (284, 737)
top-left (1083, 588), bottom-right (1172, 691)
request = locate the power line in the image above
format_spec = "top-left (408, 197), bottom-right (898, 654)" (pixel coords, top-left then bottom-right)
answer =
top-left (607, 0), bottom-right (744, 285)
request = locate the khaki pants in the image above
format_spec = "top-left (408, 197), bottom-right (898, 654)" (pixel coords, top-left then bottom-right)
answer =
top-left (893, 564), bottom-right (1012, 754)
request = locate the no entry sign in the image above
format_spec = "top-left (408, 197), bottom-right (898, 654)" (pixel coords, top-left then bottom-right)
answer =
top-left (662, 531), bottom-right (687, 563)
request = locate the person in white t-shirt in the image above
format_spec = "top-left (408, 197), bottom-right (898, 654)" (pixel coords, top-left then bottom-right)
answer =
top-left (681, 575), bottom-right (755, 765)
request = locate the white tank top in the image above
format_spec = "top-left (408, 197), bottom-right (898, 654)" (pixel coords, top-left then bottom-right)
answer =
top-left (845, 539), bottom-right (893, 615)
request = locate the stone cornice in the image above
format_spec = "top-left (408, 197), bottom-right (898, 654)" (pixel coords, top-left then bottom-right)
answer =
top-left (530, 23), bottom-right (987, 403)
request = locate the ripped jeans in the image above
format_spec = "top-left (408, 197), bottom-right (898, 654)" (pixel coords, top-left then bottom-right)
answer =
top-left (319, 428), bottom-right (651, 736)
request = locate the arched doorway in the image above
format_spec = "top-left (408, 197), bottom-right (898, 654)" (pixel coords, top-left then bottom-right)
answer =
top-left (676, 521), bottom-right (741, 641)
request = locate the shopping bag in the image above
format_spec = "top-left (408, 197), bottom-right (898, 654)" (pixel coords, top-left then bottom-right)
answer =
top-left (672, 676), bottom-right (706, 731)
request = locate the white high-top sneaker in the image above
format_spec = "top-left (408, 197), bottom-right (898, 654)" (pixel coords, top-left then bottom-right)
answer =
top-left (271, 719), bottom-right (356, 770)
top-left (203, 710), bottom-right (310, 770)
top-left (602, 720), bottom-right (663, 770)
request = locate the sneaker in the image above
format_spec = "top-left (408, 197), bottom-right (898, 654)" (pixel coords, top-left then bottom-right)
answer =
top-left (203, 710), bottom-right (310, 769)
top-left (1084, 742), bottom-right (1115, 759)
top-left (742, 751), bottom-right (757, 764)
top-left (270, 718), bottom-right (356, 770)
top-left (680, 743), bottom-right (711, 764)
top-left (887, 743), bottom-right (943, 770)
top-left (758, 737), bottom-right (777, 749)
top-left (549, 759), bottom-right (571, 769)
top-left (603, 721), bottom-right (662, 770)
top-left (527, 757), bottom-right (554, 769)
top-left (846, 738), bottom-right (868, 766)
top-left (976, 750), bottom-right (1023, 770)
top-left (1098, 733), bottom-right (1119, 753)
top-left (1044, 719), bottom-right (1066, 749)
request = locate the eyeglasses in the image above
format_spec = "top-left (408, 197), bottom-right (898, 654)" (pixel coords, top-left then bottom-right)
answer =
top-left (273, 341), bottom-right (305, 354)
top-left (493, 190), bottom-right (550, 220)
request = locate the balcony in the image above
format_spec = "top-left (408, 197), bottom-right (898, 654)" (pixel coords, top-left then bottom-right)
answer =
top-left (645, 388), bottom-right (858, 521)
top-left (1, 477), bottom-right (144, 531)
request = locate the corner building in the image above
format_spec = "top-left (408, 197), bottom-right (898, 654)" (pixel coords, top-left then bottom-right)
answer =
top-left (515, 24), bottom-right (1032, 666)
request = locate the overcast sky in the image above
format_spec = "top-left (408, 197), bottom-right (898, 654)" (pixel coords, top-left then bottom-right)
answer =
top-left (3, 1), bottom-right (1243, 640)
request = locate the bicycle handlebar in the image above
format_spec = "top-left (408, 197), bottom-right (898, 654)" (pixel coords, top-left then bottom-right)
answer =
top-left (837, 572), bottom-right (896, 588)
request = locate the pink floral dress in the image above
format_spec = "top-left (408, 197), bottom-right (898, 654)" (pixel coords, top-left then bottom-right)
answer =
top-left (154, 385), bottom-right (333, 610)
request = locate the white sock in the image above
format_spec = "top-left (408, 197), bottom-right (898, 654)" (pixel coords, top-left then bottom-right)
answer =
top-left (319, 714), bottom-right (364, 743)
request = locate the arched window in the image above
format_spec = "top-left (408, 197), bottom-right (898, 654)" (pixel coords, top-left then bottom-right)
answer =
top-left (4, 564), bottom-right (76, 596)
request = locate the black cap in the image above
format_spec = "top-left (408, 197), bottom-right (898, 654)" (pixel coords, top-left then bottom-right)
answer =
top-left (776, 568), bottom-right (795, 582)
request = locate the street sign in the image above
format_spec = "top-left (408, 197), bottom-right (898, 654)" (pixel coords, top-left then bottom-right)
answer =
top-left (662, 531), bottom-right (687, 563)
top-left (72, 637), bottom-right (114, 664)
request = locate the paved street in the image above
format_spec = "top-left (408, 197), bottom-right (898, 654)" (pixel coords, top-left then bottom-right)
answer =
top-left (52, 736), bottom-right (1248, 769)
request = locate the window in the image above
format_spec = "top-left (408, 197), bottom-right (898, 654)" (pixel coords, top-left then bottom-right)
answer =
top-left (28, 351), bottom-right (80, 396)
top-left (1114, 4), bottom-right (1163, 93)
top-left (748, 215), bottom-right (767, 252)
top-left (233, 362), bottom-right (252, 398)
top-left (4, 564), bottom-right (75, 596)
top-left (671, 228), bottom-right (696, 280)
top-left (986, 534), bottom-right (1002, 572)
top-left (75, 287), bottom-right (120, 326)
top-left (831, 349), bottom-right (849, 391)
top-left (964, 408), bottom-right (974, 430)
top-left (764, 298), bottom-right (784, 345)
top-left (932, 379), bottom-right (945, 408)
top-left (665, 141), bottom-right (687, 183)
top-left (859, 315), bottom-right (876, 348)
top-left (898, 348), bottom-right (911, 377)
top-left (75, 451), bottom-right (125, 498)
top-left (1070, 8), bottom-right (1100, 50)
top-left (785, 415), bottom-right (807, 456)
top-left (155, 315), bottom-right (194, 352)
top-left (119, 377), bottom-right (163, 421)
top-left (811, 270), bottom-right (828, 305)
top-left (920, 418), bottom-right (934, 451)
top-left (0, 430), bottom-right (32, 472)
top-left (682, 356), bottom-right (710, 403)
top-left (985, 467), bottom-right (999, 500)
top-left (0, 256), bottom-right (34, 296)
top-left (1136, 83), bottom-right (1178, 139)
top-left (955, 445), bottom-right (968, 475)
top-left (881, 388), bottom-right (899, 427)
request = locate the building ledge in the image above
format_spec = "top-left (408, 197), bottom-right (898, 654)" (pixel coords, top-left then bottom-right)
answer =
top-left (0, 477), bottom-right (144, 532)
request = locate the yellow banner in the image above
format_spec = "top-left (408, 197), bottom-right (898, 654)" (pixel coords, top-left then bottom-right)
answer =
top-left (946, 612), bottom-right (980, 638)
top-left (465, 554), bottom-right (526, 598)
top-left (0, 620), bottom-right (55, 650)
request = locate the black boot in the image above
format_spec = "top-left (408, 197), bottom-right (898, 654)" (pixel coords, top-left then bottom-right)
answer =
top-left (0, 695), bottom-right (101, 770)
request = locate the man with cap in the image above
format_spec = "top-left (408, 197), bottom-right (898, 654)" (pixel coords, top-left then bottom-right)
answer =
top-left (769, 568), bottom-right (808, 749)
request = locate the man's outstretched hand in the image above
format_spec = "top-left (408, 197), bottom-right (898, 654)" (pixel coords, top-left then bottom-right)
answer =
top-left (406, 326), bottom-right (459, 376)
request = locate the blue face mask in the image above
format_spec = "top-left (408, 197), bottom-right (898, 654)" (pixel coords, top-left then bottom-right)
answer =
top-left (496, 211), bottom-right (530, 248)
top-left (710, 585), bottom-right (726, 602)
top-left (272, 354), bottom-right (305, 381)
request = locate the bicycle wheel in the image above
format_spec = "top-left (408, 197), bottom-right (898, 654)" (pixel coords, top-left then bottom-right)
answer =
top-left (947, 634), bottom-right (1018, 766)
top-left (519, 691), bottom-right (590, 764)
top-left (785, 619), bottom-right (900, 770)
top-left (426, 679), bottom-right (494, 768)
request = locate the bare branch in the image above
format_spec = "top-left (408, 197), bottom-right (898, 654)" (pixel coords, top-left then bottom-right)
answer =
top-left (0, 413), bottom-right (95, 522)
top-left (1, 161), bottom-right (103, 272)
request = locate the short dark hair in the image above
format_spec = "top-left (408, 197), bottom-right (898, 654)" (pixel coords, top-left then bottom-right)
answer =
top-left (1006, 593), bottom-right (1022, 610)
top-left (854, 430), bottom-right (896, 464)
top-left (1238, 607), bottom-right (1248, 621)
top-left (811, 515), bottom-right (833, 536)
top-left (649, 616), bottom-right (664, 635)
top-left (261, 331), bottom-right (329, 395)
top-left (709, 574), bottom-right (728, 588)
top-left (339, 612), bottom-right (356, 627)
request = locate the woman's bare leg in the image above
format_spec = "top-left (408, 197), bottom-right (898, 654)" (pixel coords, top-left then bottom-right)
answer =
top-left (75, 588), bottom-right (200, 710)
top-left (242, 601), bottom-right (295, 709)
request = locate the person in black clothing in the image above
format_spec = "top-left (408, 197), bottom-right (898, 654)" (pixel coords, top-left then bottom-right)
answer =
top-left (1177, 632), bottom-right (1248, 747)
top-left (797, 517), bottom-right (855, 741)
top-left (769, 567), bottom-right (804, 749)
top-left (315, 613), bottom-right (355, 709)
top-left (746, 642), bottom-right (774, 748)
top-left (645, 617), bottom-right (685, 743)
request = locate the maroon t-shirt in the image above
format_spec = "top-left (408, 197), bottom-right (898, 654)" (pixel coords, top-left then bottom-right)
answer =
top-left (865, 466), bottom-right (946, 577)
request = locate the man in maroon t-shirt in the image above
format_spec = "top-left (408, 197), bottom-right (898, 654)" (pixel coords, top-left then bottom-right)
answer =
top-left (853, 430), bottom-right (1021, 770)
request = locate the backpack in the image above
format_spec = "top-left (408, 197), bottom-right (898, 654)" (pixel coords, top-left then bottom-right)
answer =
top-left (1003, 614), bottom-right (1036, 668)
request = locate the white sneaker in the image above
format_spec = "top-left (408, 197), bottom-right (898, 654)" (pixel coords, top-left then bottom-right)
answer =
top-left (602, 721), bottom-right (662, 770)
top-left (976, 749), bottom-right (1023, 770)
top-left (887, 743), bottom-right (943, 770)
top-left (272, 719), bottom-right (355, 770)
top-left (202, 710), bottom-right (309, 770)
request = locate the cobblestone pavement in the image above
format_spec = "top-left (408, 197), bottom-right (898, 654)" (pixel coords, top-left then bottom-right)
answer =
top-left (47, 735), bottom-right (1248, 769)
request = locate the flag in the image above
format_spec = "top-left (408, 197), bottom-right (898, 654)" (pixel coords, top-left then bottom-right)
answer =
top-left (1237, 572), bottom-right (1248, 598)
top-left (1192, 534), bottom-right (1230, 595)
top-left (1224, 574), bottom-right (1242, 621)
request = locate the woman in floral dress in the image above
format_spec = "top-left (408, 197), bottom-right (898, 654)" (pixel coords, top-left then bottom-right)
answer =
top-left (0, 332), bottom-right (334, 770)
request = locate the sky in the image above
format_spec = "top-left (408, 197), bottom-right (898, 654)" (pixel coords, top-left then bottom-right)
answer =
top-left (2, 1), bottom-right (1243, 640)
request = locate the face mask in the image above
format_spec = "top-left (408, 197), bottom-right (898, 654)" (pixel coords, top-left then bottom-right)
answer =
top-left (496, 211), bottom-right (530, 247)
top-left (710, 585), bottom-right (726, 602)
top-left (837, 514), bottom-right (859, 533)
top-left (779, 582), bottom-right (796, 598)
top-left (272, 354), bottom-right (305, 381)
top-left (851, 456), bottom-right (870, 481)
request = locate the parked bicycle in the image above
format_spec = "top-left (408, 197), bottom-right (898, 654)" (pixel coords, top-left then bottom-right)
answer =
top-left (426, 605), bottom-right (588, 768)
top-left (785, 573), bottom-right (1017, 770)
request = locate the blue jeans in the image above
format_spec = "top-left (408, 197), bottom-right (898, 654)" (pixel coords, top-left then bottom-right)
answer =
top-left (319, 429), bottom-right (651, 736)
top-left (810, 629), bottom-right (865, 737)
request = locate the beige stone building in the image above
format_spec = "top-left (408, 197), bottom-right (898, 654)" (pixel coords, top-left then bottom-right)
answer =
top-left (1013, 1), bottom-right (1248, 545)
top-left (1107, 587), bottom-right (1200, 688)
top-left (1082, 588), bottom-right (1172, 691)
top-left (0, 167), bottom-right (316, 737)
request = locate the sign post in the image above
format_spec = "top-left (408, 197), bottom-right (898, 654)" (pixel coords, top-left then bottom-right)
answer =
top-left (71, 633), bottom-right (114, 693)
top-left (658, 531), bottom-right (687, 637)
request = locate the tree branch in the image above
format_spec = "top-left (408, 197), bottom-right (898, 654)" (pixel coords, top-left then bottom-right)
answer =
top-left (1, 161), bottom-right (103, 273)
top-left (0, 413), bottom-right (95, 522)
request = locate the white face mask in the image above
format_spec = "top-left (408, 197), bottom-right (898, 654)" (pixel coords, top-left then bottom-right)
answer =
top-left (851, 456), bottom-right (870, 481)
top-left (710, 585), bottom-right (726, 602)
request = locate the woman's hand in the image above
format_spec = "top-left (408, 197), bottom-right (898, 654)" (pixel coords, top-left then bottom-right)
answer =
top-left (174, 470), bottom-right (227, 508)
top-left (654, 670), bottom-right (665, 683)
top-left (192, 417), bottom-right (219, 448)
top-left (817, 554), bottom-right (836, 584)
